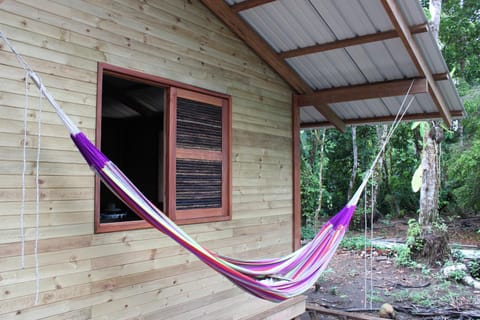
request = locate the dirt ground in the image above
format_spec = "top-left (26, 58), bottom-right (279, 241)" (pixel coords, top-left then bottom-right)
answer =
top-left (302, 217), bottom-right (480, 319)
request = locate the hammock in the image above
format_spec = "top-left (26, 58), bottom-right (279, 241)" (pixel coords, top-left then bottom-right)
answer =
top-left (1, 32), bottom-right (414, 303)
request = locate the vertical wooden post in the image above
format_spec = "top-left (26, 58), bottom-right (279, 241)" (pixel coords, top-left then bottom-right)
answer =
top-left (292, 94), bottom-right (301, 250)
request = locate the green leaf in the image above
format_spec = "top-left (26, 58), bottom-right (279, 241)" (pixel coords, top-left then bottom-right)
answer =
top-left (411, 164), bottom-right (423, 193)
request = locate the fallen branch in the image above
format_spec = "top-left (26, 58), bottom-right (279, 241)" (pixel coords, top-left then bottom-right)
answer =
top-left (395, 305), bottom-right (480, 318)
top-left (306, 304), bottom-right (386, 320)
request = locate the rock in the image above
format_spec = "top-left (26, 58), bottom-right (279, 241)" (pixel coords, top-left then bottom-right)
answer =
top-left (379, 303), bottom-right (396, 319)
top-left (442, 263), bottom-right (480, 289)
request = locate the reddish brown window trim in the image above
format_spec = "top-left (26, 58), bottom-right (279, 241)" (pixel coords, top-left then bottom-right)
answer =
top-left (95, 63), bottom-right (232, 233)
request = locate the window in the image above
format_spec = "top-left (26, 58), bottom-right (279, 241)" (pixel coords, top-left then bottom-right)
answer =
top-left (95, 64), bottom-right (231, 233)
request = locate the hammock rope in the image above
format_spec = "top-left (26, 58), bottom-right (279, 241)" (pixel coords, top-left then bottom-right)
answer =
top-left (1, 32), bottom-right (415, 302)
top-left (20, 71), bottom-right (29, 269)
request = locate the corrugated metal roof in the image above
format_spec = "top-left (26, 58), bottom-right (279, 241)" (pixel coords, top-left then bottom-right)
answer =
top-left (222, 0), bottom-right (463, 128)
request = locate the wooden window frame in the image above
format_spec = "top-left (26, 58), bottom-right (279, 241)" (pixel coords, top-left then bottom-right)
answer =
top-left (95, 63), bottom-right (232, 233)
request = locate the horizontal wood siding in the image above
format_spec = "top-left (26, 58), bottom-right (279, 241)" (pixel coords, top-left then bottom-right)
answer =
top-left (0, 0), bottom-right (294, 318)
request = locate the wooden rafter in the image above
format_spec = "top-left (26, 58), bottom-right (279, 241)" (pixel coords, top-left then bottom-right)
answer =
top-left (301, 110), bottom-right (464, 129)
top-left (279, 23), bottom-right (428, 59)
top-left (298, 78), bottom-right (428, 106)
top-left (231, 0), bottom-right (275, 13)
top-left (381, 0), bottom-right (452, 126)
top-left (433, 72), bottom-right (449, 81)
top-left (201, 0), bottom-right (346, 131)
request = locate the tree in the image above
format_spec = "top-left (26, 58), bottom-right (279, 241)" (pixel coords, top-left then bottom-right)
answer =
top-left (414, 0), bottom-right (450, 265)
top-left (347, 127), bottom-right (358, 200)
top-left (446, 85), bottom-right (480, 212)
top-left (313, 129), bottom-right (326, 231)
top-left (439, 0), bottom-right (480, 83)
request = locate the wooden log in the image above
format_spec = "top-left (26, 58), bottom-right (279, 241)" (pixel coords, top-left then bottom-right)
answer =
top-left (307, 304), bottom-right (388, 320)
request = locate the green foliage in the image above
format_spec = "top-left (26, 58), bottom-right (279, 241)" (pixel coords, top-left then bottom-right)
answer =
top-left (392, 219), bottom-right (425, 267)
top-left (389, 288), bottom-right (432, 307)
top-left (300, 2), bottom-right (480, 233)
top-left (406, 219), bottom-right (423, 252)
top-left (444, 85), bottom-right (480, 212)
top-left (300, 123), bottom-right (422, 229)
top-left (467, 259), bottom-right (480, 280)
top-left (439, 0), bottom-right (480, 84)
top-left (451, 249), bottom-right (465, 262)
top-left (394, 245), bottom-right (416, 268)
top-left (300, 130), bottom-right (332, 226)
top-left (340, 236), bottom-right (371, 251)
top-left (448, 268), bottom-right (468, 282)
top-left (301, 226), bottom-right (316, 240)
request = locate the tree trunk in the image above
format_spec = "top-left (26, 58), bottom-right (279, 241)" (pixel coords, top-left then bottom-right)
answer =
top-left (419, 123), bottom-right (441, 226)
top-left (415, 0), bottom-right (450, 265)
top-left (420, 0), bottom-right (443, 227)
top-left (347, 127), bottom-right (358, 200)
top-left (313, 129), bottom-right (326, 230)
top-left (428, 0), bottom-right (442, 40)
top-left (371, 125), bottom-right (388, 214)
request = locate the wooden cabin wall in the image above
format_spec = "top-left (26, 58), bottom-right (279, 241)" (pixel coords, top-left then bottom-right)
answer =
top-left (0, 0), bottom-right (294, 319)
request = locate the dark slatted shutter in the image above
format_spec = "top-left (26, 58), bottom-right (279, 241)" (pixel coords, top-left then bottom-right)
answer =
top-left (176, 159), bottom-right (222, 209)
top-left (176, 98), bottom-right (222, 151)
top-left (167, 88), bottom-right (231, 223)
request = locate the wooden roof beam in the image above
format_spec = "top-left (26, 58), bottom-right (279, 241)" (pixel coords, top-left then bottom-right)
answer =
top-left (231, 0), bottom-right (275, 13)
top-left (298, 78), bottom-right (428, 106)
top-left (280, 23), bottom-right (428, 59)
top-left (381, 0), bottom-right (452, 126)
top-left (301, 110), bottom-right (464, 129)
top-left (201, 0), bottom-right (346, 132)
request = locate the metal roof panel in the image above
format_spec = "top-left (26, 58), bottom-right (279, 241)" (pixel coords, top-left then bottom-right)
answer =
top-left (219, 0), bottom-right (463, 127)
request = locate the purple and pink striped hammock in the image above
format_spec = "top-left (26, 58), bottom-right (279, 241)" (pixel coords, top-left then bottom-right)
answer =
top-left (2, 32), bottom-right (411, 302)
top-left (76, 131), bottom-right (358, 302)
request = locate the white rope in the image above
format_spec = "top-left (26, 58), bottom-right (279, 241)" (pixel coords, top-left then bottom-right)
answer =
top-left (348, 81), bottom-right (417, 207)
top-left (4, 31), bottom-right (44, 304)
top-left (34, 79), bottom-right (44, 305)
top-left (363, 188), bottom-right (368, 308)
top-left (369, 180), bottom-right (374, 309)
top-left (356, 81), bottom-right (417, 307)
top-left (20, 71), bottom-right (29, 269)
top-left (0, 32), bottom-right (79, 135)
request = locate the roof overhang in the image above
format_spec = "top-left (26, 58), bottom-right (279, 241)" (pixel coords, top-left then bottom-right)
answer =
top-left (201, 0), bottom-right (464, 131)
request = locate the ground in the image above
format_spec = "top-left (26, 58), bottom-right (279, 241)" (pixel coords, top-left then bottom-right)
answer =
top-left (302, 217), bottom-right (480, 319)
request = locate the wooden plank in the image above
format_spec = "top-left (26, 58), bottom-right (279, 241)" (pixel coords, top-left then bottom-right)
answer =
top-left (241, 295), bottom-right (306, 320)
top-left (301, 110), bottom-right (465, 129)
top-left (298, 78), bottom-right (428, 106)
top-left (279, 24), bottom-right (428, 59)
top-left (0, 199), bottom-right (94, 215)
top-left (0, 53), bottom-right (96, 95)
top-left (0, 235), bottom-right (92, 258)
top-left (292, 94), bottom-right (301, 250)
top-left (0, 175), bottom-right (92, 188)
top-left (0, 223), bottom-right (93, 244)
top-left (136, 288), bottom-right (241, 320)
top-left (0, 187), bottom-right (93, 203)
top-left (1, 212), bottom-right (92, 229)
top-left (230, 0), bottom-right (275, 13)
top-left (90, 272), bottom-right (228, 318)
top-left (0, 100), bottom-right (95, 127)
top-left (40, 308), bottom-right (92, 320)
top-left (0, 160), bottom-right (92, 176)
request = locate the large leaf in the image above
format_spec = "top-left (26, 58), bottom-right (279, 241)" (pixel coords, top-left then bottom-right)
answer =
top-left (411, 164), bottom-right (423, 193)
